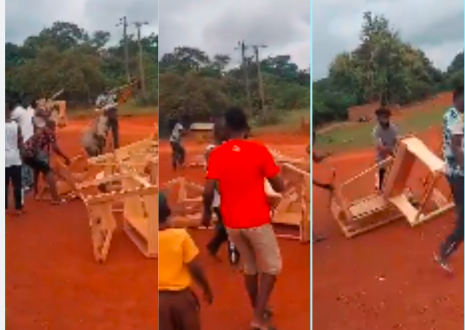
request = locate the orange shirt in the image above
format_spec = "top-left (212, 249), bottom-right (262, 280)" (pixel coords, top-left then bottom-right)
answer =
top-left (158, 228), bottom-right (199, 291)
top-left (206, 139), bottom-right (280, 229)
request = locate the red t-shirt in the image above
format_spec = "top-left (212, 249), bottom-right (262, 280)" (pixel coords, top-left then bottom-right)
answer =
top-left (206, 140), bottom-right (280, 229)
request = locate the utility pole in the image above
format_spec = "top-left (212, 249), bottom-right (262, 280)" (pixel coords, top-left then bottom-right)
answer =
top-left (252, 44), bottom-right (267, 114)
top-left (234, 41), bottom-right (251, 110)
top-left (116, 16), bottom-right (130, 82)
top-left (133, 21), bottom-right (149, 100)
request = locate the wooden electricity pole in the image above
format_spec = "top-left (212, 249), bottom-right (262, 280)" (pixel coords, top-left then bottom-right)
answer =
top-left (116, 16), bottom-right (130, 82)
top-left (133, 21), bottom-right (149, 100)
top-left (234, 41), bottom-right (251, 109)
top-left (252, 44), bottom-right (267, 113)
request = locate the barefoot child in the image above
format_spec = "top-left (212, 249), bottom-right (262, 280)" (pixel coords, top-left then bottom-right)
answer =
top-left (5, 101), bottom-right (24, 214)
top-left (159, 192), bottom-right (213, 330)
top-left (205, 120), bottom-right (240, 265)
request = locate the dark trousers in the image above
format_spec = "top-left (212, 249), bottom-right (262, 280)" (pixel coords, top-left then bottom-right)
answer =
top-left (107, 117), bottom-right (119, 149)
top-left (159, 289), bottom-right (200, 330)
top-left (170, 141), bottom-right (185, 170)
top-left (6, 166), bottom-right (23, 210)
top-left (378, 168), bottom-right (387, 190)
top-left (439, 175), bottom-right (464, 259)
top-left (207, 207), bottom-right (240, 264)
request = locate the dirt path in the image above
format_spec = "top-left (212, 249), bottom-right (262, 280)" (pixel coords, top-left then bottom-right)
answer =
top-left (6, 113), bottom-right (463, 330)
top-left (313, 138), bottom-right (463, 330)
top-left (6, 116), bottom-right (158, 330)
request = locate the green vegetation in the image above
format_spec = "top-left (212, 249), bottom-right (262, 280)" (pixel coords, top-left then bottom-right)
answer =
top-left (158, 47), bottom-right (309, 133)
top-left (313, 12), bottom-right (464, 127)
top-left (315, 105), bottom-right (446, 152)
top-left (6, 21), bottom-right (158, 108)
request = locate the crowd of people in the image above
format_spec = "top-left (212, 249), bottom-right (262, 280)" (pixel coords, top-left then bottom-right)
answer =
top-left (5, 88), bottom-right (122, 214)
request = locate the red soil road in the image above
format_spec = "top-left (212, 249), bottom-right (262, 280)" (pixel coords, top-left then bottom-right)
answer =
top-left (158, 133), bottom-right (311, 330)
top-left (6, 115), bottom-right (159, 330)
top-left (313, 129), bottom-right (464, 330)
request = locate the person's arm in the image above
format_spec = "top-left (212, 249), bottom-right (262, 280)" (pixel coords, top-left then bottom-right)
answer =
top-left (16, 125), bottom-right (24, 152)
top-left (203, 150), bottom-right (220, 220)
top-left (183, 233), bottom-right (213, 303)
top-left (50, 132), bottom-right (70, 164)
top-left (262, 146), bottom-right (285, 193)
top-left (373, 127), bottom-right (391, 154)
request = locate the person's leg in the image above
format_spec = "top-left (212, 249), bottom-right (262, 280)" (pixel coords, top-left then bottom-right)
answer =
top-left (437, 175), bottom-right (464, 268)
top-left (5, 167), bottom-right (12, 210)
top-left (158, 292), bottom-right (175, 330)
top-left (207, 207), bottom-right (229, 256)
top-left (226, 228), bottom-right (259, 308)
top-left (11, 166), bottom-right (23, 211)
top-left (178, 143), bottom-right (186, 166)
top-left (170, 142), bottom-right (178, 170)
top-left (111, 117), bottom-right (120, 149)
top-left (172, 289), bottom-right (201, 330)
top-left (246, 224), bottom-right (283, 328)
top-left (378, 168), bottom-right (386, 190)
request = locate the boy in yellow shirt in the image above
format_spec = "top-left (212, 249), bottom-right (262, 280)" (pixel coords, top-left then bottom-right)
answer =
top-left (158, 192), bottom-right (213, 330)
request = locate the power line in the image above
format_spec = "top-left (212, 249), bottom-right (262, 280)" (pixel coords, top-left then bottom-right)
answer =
top-left (234, 41), bottom-right (252, 110)
top-left (116, 16), bottom-right (130, 82)
top-left (132, 21), bottom-right (149, 100)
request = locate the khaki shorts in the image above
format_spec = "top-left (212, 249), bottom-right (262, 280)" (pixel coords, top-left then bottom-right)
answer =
top-left (226, 223), bottom-right (282, 275)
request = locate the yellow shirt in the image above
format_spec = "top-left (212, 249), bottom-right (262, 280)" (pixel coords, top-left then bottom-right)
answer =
top-left (158, 228), bottom-right (199, 291)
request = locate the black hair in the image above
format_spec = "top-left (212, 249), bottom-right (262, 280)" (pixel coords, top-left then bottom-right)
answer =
top-left (224, 107), bottom-right (249, 132)
top-left (30, 99), bottom-right (38, 108)
top-left (6, 100), bottom-right (16, 113)
top-left (375, 107), bottom-right (391, 117)
top-left (453, 84), bottom-right (464, 101)
top-left (158, 192), bottom-right (171, 224)
top-left (168, 118), bottom-right (178, 132)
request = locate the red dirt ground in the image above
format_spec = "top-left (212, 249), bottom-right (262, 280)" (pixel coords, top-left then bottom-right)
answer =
top-left (7, 104), bottom-right (463, 330)
top-left (313, 130), bottom-right (464, 329)
top-left (6, 115), bottom-right (159, 330)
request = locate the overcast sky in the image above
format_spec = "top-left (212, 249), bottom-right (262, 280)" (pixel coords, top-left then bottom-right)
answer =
top-left (6, 0), bottom-right (158, 45)
top-left (314, 0), bottom-right (464, 79)
top-left (159, 0), bottom-right (310, 69)
top-left (6, 0), bottom-right (463, 79)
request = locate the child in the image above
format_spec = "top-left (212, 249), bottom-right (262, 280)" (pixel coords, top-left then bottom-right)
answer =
top-left (205, 120), bottom-right (240, 265)
top-left (5, 101), bottom-right (24, 214)
top-left (373, 108), bottom-right (398, 190)
top-left (22, 116), bottom-right (71, 204)
top-left (158, 192), bottom-right (213, 330)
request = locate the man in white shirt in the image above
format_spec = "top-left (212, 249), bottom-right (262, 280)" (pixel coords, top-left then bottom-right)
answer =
top-left (10, 98), bottom-right (35, 191)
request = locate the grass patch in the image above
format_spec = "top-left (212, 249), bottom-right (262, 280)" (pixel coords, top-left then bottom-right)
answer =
top-left (315, 106), bottom-right (446, 152)
top-left (252, 109), bottom-right (310, 134)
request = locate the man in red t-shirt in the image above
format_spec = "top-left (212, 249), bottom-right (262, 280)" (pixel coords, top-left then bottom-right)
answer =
top-left (202, 107), bottom-right (285, 330)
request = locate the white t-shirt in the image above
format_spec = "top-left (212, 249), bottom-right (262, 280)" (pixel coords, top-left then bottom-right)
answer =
top-left (170, 123), bottom-right (184, 142)
top-left (5, 121), bottom-right (22, 167)
top-left (11, 106), bottom-right (34, 142)
top-left (205, 144), bottom-right (220, 207)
